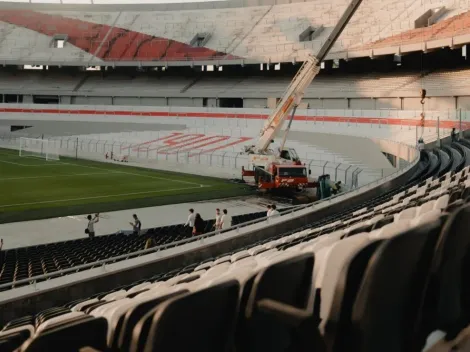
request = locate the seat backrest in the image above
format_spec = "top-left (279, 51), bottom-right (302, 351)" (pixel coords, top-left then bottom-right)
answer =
top-left (350, 220), bottom-right (443, 352)
top-left (116, 290), bottom-right (186, 351)
top-left (22, 316), bottom-right (107, 352)
top-left (143, 280), bottom-right (240, 352)
top-left (430, 204), bottom-right (470, 335)
top-left (322, 239), bottom-right (383, 352)
top-left (318, 233), bottom-right (371, 331)
top-left (240, 253), bottom-right (315, 352)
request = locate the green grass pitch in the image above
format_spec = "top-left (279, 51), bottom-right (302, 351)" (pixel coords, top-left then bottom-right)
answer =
top-left (0, 148), bottom-right (249, 223)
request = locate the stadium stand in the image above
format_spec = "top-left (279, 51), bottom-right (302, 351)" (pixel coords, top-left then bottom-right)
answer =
top-left (1, 144), bottom-right (469, 351)
top-left (0, 0), bottom-right (469, 63)
top-left (2, 68), bottom-right (470, 100)
top-left (0, 209), bottom-right (283, 291)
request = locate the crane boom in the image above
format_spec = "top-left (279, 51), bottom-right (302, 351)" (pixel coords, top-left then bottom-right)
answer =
top-left (254, 0), bottom-right (364, 154)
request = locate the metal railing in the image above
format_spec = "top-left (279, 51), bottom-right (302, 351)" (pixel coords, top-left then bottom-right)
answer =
top-left (0, 139), bottom-right (419, 291)
top-left (0, 134), bottom-right (367, 188)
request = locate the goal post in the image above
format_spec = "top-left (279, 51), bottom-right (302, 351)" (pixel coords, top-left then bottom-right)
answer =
top-left (19, 137), bottom-right (60, 161)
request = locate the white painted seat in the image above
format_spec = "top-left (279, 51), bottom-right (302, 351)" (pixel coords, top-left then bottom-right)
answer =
top-left (411, 209), bottom-right (442, 226)
top-left (231, 250), bottom-right (251, 262)
top-left (213, 255), bottom-right (232, 265)
top-left (417, 200), bottom-right (435, 217)
top-left (371, 220), bottom-right (411, 239)
top-left (165, 273), bottom-right (189, 286)
top-left (71, 298), bottom-right (99, 312)
top-left (247, 245), bottom-right (267, 256)
top-left (102, 290), bottom-right (127, 301)
top-left (394, 207), bottom-right (417, 221)
top-left (434, 194), bottom-right (450, 210)
top-left (194, 261), bottom-right (213, 271)
top-left (127, 282), bottom-right (151, 294)
top-left (317, 233), bottom-right (371, 333)
top-left (36, 311), bottom-right (85, 335)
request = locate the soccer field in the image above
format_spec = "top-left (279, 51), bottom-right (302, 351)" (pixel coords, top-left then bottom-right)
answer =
top-left (0, 148), bottom-right (249, 223)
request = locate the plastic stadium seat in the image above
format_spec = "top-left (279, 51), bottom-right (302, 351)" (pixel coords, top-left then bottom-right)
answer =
top-left (132, 281), bottom-right (239, 352)
top-left (323, 220), bottom-right (443, 352)
top-left (238, 253), bottom-right (314, 352)
top-left (21, 316), bottom-right (107, 352)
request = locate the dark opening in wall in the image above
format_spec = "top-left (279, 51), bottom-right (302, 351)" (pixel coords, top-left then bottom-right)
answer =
top-left (299, 25), bottom-right (324, 42)
top-left (33, 95), bottom-right (60, 104)
top-left (11, 125), bottom-right (32, 132)
top-left (203, 98), bottom-right (208, 107)
top-left (218, 98), bottom-right (243, 108)
top-left (4, 94), bottom-right (22, 103)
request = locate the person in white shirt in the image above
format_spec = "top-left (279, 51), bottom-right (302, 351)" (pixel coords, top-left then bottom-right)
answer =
top-left (269, 204), bottom-right (280, 217)
top-left (266, 205), bottom-right (272, 217)
top-left (185, 209), bottom-right (195, 229)
top-left (220, 209), bottom-right (232, 230)
top-left (86, 214), bottom-right (99, 239)
top-left (214, 208), bottom-right (222, 230)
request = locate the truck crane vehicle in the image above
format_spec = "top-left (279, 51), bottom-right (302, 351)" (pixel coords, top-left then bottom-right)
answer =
top-left (242, 0), bottom-right (364, 193)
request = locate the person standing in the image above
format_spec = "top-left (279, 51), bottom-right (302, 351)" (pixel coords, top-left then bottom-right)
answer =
top-left (215, 208), bottom-right (222, 230)
top-left (185, 209), bottom-right (195, 230)
top-left (193, 213), bottom-right (205, 236)
top-left (221, 209), bottom-right (232, 230)
top-left (130, 214), bottom-right (142, 235)
top-left (266, 205), bottom-right (272, 217)
top-left (86, 214), bottom-right (99, 239)
top-left (269, 205), bottom-right (280, 217)
top-left (451, 128), bottom-right (457, 142)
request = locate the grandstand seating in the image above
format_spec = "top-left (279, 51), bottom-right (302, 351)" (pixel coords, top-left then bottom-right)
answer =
top-left (3, 68), bottom-right (470, 98)
top-left (0, 209), bottom-right (273, 291)
top-left (0, 0), bottom-right (469, 63)
top-left (1, 143), bottom-right (470, 351)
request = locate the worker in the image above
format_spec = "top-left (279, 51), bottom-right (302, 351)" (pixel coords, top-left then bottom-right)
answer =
top-left (417, 138), bottom-right (425, 151)
top-left (269, 205), bottom-right (280, 217)
top-left (220, 209), bottom-right (232, 230)
top-left (266, 205), bottom-right (272, 217)
top-left (214, 208), bottom-right (222, 230)
top-left (185, 208), bottom-right (195, 232)
top-left (451, 128), bottom-right (457, 142)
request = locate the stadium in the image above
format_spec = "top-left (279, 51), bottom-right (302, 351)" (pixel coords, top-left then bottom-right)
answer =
top-left (0, 0), bottom-right (469, 350)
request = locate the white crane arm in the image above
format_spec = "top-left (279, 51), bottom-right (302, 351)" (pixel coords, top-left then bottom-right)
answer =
top-left (251, 0), bottom-right (364, 155)
top-left (254, 55), bottom-right (320, 153)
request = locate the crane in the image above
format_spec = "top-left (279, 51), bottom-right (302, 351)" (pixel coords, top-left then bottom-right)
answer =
top-left (242, 0), bottom-right (364, 193)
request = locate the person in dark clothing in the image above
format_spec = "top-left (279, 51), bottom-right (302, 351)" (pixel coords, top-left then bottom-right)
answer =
top-left (451, 128), bottom-right (457, 142)
top-left (130, 214), bottom-right (142, 235)
top-left (192, 213), bottom-right (204, 236)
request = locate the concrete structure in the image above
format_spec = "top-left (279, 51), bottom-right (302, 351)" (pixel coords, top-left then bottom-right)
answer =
top-left (0, 0), bottom-right (467, 65)
top-left (1, 68), bottom-right (470, 111)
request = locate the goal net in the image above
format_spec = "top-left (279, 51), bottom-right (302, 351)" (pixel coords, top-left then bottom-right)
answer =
top-left (19, 137), bottom-right (60, 161)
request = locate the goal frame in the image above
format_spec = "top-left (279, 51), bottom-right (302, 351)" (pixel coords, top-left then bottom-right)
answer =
top-left (19, 137), bottom-right (60, 161)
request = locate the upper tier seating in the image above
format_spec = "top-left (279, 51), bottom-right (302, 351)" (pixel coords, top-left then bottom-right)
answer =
top-left (3, 68), bottom-right (470, 99)
top-left (0, 0), bottom-right (468, 63)
top-left (1, 144), bottom-right (470, 351)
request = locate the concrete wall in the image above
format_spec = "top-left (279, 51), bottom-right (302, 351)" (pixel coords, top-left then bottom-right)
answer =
top-left (11, 95), bottom-right (468, 111)
top-left (0, 104), bottom-right (465, 147)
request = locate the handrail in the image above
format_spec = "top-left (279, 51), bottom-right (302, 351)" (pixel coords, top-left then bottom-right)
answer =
top-left (0, 141), bottom-right (420, 291)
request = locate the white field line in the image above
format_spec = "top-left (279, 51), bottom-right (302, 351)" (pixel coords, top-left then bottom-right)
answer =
top-left (0, 185), bottom-right (211, 209)
top-left (0, 159), bottom-right (63, 167)
top-left (0, 171), bottom-right (118, 181)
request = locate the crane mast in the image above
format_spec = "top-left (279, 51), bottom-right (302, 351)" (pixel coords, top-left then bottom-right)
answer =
top-left (252, 0), bottom-right (364, 154)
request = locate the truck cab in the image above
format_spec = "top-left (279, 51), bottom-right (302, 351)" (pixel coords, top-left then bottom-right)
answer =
top-left (278, 148), bottom-right (300, 163)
